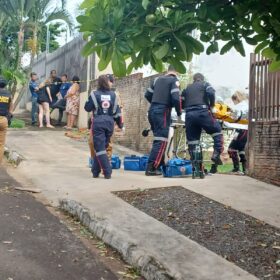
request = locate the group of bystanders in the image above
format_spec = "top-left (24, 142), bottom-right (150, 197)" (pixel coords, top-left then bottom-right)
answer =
top-left (29, 70), bottom-right (80, 129)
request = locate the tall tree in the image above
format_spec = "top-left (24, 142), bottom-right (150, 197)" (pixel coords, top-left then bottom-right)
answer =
top-left (2, 0), bottom-right (36, 68)
top-left (27, 0), bottom-right (74, 66)
top-left (77, 0), bottom-right (280, 76)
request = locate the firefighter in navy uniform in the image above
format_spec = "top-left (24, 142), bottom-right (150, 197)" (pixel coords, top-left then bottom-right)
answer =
top-left (84, 75), bottom-right (123, 179)
top-left (145, 65), bottom-right (182, 176)
top-left (182, 73), bottom-right (224, 172)
top-left (0, 77), bottom-right (13, 163)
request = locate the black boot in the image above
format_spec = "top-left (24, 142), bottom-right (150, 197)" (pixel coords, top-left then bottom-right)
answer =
top-left (239, 154), bottom-right (247, 173)
top-left (232, 163), bottom-right (240, 172)
top-left (209, 164), bottom-right (218, 174)
top-left (145, 162), bottom-right (162, 176)
top-left (211, 151), bottom-right (223, 165)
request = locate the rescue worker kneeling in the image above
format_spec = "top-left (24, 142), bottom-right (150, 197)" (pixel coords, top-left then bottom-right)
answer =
top-left (0, 77), bottom-right (13, 163)
top-left (182, 73), bottom-right (224, 172)
top-left (84, 75), bottom-right (123, 179)
top-left (145, 65), bottom-right (182, 176)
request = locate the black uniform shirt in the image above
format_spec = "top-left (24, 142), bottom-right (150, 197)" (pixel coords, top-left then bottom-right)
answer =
top-left (49, 77), bottom-right (62, 99)
top-left (84, 89), bottom-right (123, 129)
top-left (182, 81), bottom-right (215, 109)
top-left (145, 74), bottom-right (182, 116)
top-left (0, 88), bottom-right (11, 116)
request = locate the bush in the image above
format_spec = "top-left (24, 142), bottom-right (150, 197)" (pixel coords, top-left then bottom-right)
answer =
top-left (10, 118), bottom-right (25, 129)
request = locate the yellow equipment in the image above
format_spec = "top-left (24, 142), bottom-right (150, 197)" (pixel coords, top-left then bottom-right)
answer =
top-left (213, 103), bottom-right (248, 125)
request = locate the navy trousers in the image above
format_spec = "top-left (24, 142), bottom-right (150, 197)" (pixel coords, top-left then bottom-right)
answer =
top-left (185, 108), bottom-right (223, 154)
top-left (228, 129), bottom-right (248, 163)
top-left (148, 104), bottom-right (171, 168)
top-left (92, 115), bottom-right (114, 177)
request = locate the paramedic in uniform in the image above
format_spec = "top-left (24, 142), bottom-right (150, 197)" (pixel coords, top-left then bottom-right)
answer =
top-left (144, 65), bottom-right (182, 176)
top-left (182, 73), bottom-right (224, 170)
top-left (0, 77), bottom-right (13, 163)
top-left (228, 91), bottom-right (249, 173)
top-left (84, 75), bottom-right (123, 179)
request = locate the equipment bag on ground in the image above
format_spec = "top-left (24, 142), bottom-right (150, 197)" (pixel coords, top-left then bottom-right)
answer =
top-left (111, 154), bottom-right (121, 169)
top-left (163, 158), bottom-right (192, 177)
top-left (124, 155), bottom-right (149, 171)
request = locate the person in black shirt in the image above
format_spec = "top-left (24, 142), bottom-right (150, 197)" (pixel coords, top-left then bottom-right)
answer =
top-left (182, 73), bottom-right (224, 172)
top-left (144, 65), bottom-right (182, 176)
top-left (49, 70), bottom-right (62, 107)
top-left (0, 77), bottom-right (13, 163)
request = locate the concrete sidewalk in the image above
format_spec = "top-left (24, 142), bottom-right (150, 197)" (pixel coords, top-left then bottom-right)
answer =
top-left (6, 129), bottom-right (280, 279)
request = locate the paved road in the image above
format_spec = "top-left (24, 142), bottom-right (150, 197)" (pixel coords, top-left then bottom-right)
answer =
top-left (0, 167), bottom-right (117, 280)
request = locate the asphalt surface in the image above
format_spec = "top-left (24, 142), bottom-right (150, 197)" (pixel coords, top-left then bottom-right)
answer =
top-left (0, 167), bottom-right (118, 280)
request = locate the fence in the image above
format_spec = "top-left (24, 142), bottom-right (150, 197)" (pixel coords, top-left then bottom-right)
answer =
top-left (248, 54), bottom-right (280, 186)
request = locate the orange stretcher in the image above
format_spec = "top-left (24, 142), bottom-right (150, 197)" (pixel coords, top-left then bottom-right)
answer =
top-left (213, 103), bottom-right (248, 125)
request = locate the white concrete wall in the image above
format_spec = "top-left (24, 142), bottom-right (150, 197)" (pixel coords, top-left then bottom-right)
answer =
top-left (78, 91), bottom-right (88, 129)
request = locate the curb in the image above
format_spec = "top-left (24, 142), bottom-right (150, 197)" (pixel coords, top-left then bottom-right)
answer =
top-left (60, 199), bottom-right (175, 280)
top-left (4, 146), bottom-right (24, 166)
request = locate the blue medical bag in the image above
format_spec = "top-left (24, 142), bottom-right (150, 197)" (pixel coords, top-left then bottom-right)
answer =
top-left (124, 155), bottom-right (148, 171)
top-left (111, 154), bottom-right (121, 169)
top-left (163, 158), bottom-right (192, 177)
top-left (140, 155), bottom-right (149, 171)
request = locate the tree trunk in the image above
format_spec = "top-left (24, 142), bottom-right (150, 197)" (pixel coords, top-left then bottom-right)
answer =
top-left (29, 25), bottom-right (38, 71)
top-left (17, 22), bottom-right (25, 69)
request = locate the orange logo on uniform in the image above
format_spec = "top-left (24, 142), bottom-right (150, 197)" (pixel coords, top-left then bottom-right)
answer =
top-left (0, 96), bottom-right (9, 103)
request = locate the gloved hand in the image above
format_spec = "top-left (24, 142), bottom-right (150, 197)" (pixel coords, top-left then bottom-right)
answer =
top-left (211, 107), bottom-right (218, 114)
top-left (7, 113), bottom-right (13, 126)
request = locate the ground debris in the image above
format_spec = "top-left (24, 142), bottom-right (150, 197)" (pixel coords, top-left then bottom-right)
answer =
top-left (115, 186), bottom-right (280, 280)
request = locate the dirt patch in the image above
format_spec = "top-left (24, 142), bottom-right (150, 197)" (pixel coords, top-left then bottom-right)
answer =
top-left (115, 186), bottom-right (280, 280)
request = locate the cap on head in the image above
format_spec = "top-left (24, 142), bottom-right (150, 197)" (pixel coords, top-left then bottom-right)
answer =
top-left (0, 76), bottom-right (7, 88)
top-left (106, 74), bottom-right (114, 83)
top-left (193, 73), bottom-right (205, 82)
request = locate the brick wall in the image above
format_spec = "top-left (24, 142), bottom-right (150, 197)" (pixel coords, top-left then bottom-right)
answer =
top-left (90, 73), bottom-right (161, 153)
top-left (248, 121), bottom-right (280, 186)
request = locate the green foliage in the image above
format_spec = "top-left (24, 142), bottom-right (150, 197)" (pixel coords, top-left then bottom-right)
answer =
top-left (0, 0), bottom-right (73, 99)
top-left (78, 0), bottom-right (280, 76)
top-left (10, 119), bottom-right (26, 129)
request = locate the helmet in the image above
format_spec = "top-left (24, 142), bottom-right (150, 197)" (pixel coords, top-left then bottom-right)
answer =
top-left (0, 76), bottom-right (7, 88)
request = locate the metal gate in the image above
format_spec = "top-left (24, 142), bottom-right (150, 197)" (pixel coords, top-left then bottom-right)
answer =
top-left (248, 54), bottom-right (280, 185)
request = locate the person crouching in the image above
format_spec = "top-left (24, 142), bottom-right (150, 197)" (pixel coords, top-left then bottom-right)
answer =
top-left (84, 75), bottom-right (123, 179)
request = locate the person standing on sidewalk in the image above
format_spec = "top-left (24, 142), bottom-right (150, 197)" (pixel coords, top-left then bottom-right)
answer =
top-left (51, 74), bottom-right (71, 126)
top-left (84, 75), bottom-right (123, 179)
top-left (181, 73), bottom-right (224, 174)
top-left (0, 77), bottom-right (13, 163)
top-left (144, 65), bottom-right (182, 176)
top-left (228, 91), bottom-right (249, 173)
top-left (49, 70), bottom-right (62, 108)
top-left (29, 72), bottom-right (39, 125)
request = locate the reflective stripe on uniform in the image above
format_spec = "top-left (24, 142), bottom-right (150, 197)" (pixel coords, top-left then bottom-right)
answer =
top-left (171, 88), bottom-right (180, 94)
top-left (239, 151), bottom-right (246, 155)
top-left (147, 87), bottom-right (154, 93)
top-left (211, 132), bottom-right (223, 138)
top-left (154, 137), bottom-right (168, 142)
top-left (228, 148), bottom-right (238, 152)
top-left (188, 140), bottom-right (200, 145)
top-left (96, 150), bottom-right (107, 156)
top-left (90, 91), bottom-right (99, 113)
top-left (112, 97), bottom-right (119, 114)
